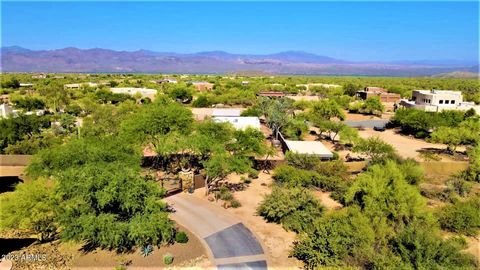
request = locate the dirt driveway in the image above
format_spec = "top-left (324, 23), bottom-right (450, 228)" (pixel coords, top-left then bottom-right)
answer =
top-left (358, 128), bottom-right (461, 161)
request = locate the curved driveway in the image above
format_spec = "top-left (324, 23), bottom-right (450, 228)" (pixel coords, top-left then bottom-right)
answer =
top-left (165, 193), bottom-right (268, 269)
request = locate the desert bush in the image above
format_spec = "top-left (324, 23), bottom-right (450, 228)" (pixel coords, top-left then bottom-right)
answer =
top-left (175, 231), bottom-right (189, 243)
top-left (230, 199), bottom-right (242, 208)
top-left (285, 151), bottom-right (321, 170)
top-left (292, 207), bottom-right (375, 268)
top-left (217, 186), bottom-right (233, 201)
top-left (163, 253), bottom-right (174, 265)
top-left (257, 187), bottom-right (324, 232)
top-left (248, 170), bottom-right (259, 179)
top-left (438, 196), bottom-right (480, 236)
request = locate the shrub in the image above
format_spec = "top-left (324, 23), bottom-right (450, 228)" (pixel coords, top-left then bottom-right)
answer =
top-left (230, 199), bottom-right (242, 208)
top-left (391, 222), bottom-right (476, 269)
top-left (292, 207), bottom-right (375, 268)
top-left (175, 231), bottom-right (189, 243)
top-left (438, 196), bottom-right (480, 236)
top-left (248, 170), bottom-right (259, 179)
top-left (285, 151), bottom-right (321, 170)
top-left (217, 186), bottom-right (233, 201)
top-left (241, 106), bottom-right (262, 117)
top-left (192, 95), bottom-right (211, 107)
top-left (163, 253), bottom-right (174, 265)
top-left (446, 178), bottom-right (472, 197)
top-left (398, 158), bottom-right (424, 185)
top-left (257, 187), bottom-right (324, 232)
top-left (241, 176), bottom-right (252, 184)
top-left (273, 165), bottom-right (319, 188)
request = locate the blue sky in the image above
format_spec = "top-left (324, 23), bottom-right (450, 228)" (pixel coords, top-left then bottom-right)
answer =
top-left (2, 1), bottom-right (479, 62)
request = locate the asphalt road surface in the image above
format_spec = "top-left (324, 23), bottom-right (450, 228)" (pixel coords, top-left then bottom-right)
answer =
top-left (165, 194), bottom-right (267, 269)
top-left (344, 119), bottom-right (389, 128)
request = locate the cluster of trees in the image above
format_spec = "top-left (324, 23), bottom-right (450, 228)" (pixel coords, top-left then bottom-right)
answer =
top-left (348, 96), bottom-right (385, 116)
top-left (1, 135), bottom-right (177, 250)
top-left (121, 97), bottom-right (269, 194)
top-left (257, 130), bottom-right (476, 269)
top-left (288, 160), bottom-right (476, 269)
top-left (11, 96), bottom-right (46, 111)
top-left (391, 108), bottom-right (476, 138)
top-left (0, 114), bottom-right (52, 153)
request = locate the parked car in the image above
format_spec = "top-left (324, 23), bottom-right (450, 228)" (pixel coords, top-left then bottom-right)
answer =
top-left (373, 125), bottom-right (386, 132)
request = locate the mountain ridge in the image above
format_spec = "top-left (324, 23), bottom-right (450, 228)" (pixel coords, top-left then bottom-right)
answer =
top-left (1, 46), bottom-right (478, 76)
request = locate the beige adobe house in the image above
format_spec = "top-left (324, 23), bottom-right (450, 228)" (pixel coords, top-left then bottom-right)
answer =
top-left (31, 73), bottom-right (47, 79)
top-left (356, 87), bottom-right (401, 103)
top-left (191, 81), bottom-right (214, 91)
top-left (400, 90), bottom-right (479, 114)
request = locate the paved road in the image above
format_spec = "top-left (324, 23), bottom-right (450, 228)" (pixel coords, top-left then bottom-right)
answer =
top-left (344, 119), bottom-right (389, 128)
top-left (165, 194), bottom-right (267, 270)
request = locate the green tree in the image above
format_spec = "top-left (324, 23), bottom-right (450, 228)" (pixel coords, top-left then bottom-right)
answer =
top-left (310, 99), bottom-right (345, 121)
top-left (352, 137), bottom-right (396, 163)
top-left (0, 179), bottom-right (58, 242)
top-left (0, 114), bottom-right (51, 153)
top-left (362, 96), bottom-right (385, 115)
top-left (57, 162), bottom-right (175, 250)
top-left (343, 83), bottom-right (358, 97)
top-left (169, 86), bottom-right (193, 103)
top-left (192, 95), bottom-right (211, 107)
top-left (1, 77), bottom-right (20, 89)
top-left (292, 207), bottom-right (375, 268)
top-left (120, 99), bottom-right (194, 147)
top-left (430, 126), bottom-right (469, 153)
top-left (345, 161), bottom-right (431, 234)
top-left (339, 125), bottom-right (359, 146)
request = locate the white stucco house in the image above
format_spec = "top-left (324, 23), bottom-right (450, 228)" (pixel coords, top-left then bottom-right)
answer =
top-left (400, 90), bottom-right (479, 114)
top-left (213, 116), bottom-right (261, 130)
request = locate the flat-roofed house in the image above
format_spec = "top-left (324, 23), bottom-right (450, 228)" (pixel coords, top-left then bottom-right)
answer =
top-left (284, 140), bottom-right (333, 159)
top-left (212, 109), bottom-right (242, 117)
top-left (400, 90), bottom-right (479, 114)
top-left (356, 87), bottom-right (401, 103)
top-left (31, 74), bottom-right (46, 79)
top-left (191, 81), bottom-right (214, 91)
top-left (213, 116), bottom-right (261, 130)
top-left (110, 87), bottom-right (158, 100)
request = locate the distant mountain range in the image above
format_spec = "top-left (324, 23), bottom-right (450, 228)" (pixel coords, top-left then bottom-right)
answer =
top-left (1, 46), bottom-right (478, 76)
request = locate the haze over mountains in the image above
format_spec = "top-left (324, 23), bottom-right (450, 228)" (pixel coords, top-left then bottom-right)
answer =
top-left (1, 46), bottom-right (478, 77)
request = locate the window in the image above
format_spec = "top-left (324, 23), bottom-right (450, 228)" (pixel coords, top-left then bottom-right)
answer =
top-left (445, 100), bottom-right (449, 104)
top-left (451, 100), bottom-right (455, 104)
top-left (439, 100), bottom-right (444, 104)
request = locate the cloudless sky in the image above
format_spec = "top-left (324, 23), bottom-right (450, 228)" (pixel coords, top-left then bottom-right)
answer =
top-left (2, 1), bottom-right (479, 61)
